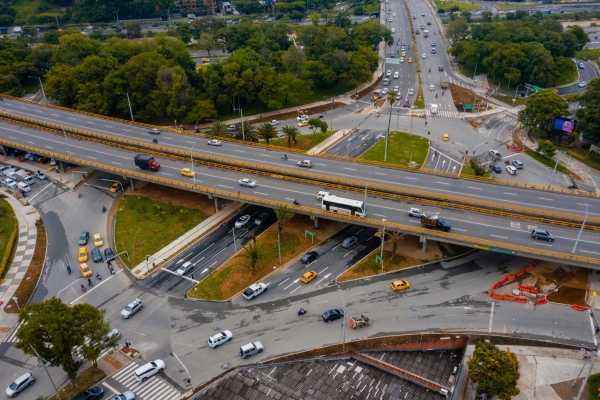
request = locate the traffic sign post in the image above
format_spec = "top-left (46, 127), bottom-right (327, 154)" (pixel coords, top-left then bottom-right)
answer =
top-left (376, 254), bottom-right (384, 270)
top-left (305, 230), bottom-right (314, 244)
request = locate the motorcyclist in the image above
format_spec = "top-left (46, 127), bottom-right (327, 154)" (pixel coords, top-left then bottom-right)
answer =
top-left (66, 265), bottom-right (71, 274)
top-left (102, 205), bottom-right (107, 213)
top-left (283, 154), bottom-right (287, 160)
top-left (429, 68), bottom-right (431, 72)
top-left (81, 284), bottom-right (86, 292)
top-left (435, 94), bottom-right (438, 98)
top-left (152, 138), bottom-right (158, 144)
top-left (293, 199), bottom-right (299, 205)
top-left (88, 277), bottom-right (92, 286)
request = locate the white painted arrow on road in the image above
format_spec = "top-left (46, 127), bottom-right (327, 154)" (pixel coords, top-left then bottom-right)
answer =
top-left (283, 279), bottom-right (300, 290)
top-left (315, 274), bottom-right (331, 285)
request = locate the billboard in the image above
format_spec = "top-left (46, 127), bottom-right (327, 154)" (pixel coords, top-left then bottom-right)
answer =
top-left (553, 116), bottom-right (577, 133)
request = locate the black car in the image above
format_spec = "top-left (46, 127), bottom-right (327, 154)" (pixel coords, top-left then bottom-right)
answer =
top-left (73, 385), bottom-right (104, 400)
top-left (301, 251), bottom-right (319, 264)
top-left (489, 165), bottom-right (502, 173)
top-left (531, 229), bottom-right (554, 242)
top-left (78, 231), bottom-right (89, 246)
top-left (254, 212), bottom-right (269, 226)
top-left (91, 248), bottom-right (102, 263)
top-left (322, 309), bottom-right (345, 322)
top-left (104, 248), bottom-right (116, 261)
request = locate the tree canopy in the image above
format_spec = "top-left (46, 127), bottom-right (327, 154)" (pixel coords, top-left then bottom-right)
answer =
top-left (467, 342), bottom-right (520, 400)
top-left (576, 76), bottom-right (600, 144)
top-left (518, 90), bottom-right (569, 139)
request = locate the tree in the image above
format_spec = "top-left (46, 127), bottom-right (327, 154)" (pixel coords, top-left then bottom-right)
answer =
top-left (460, 10), bottom-right (472, 23)
top-left (185, 99), bottom-right (217, 126)
top-left (15, 298), bottom-right (110, 384)
top-left (274, 205), bottom-right (294, 264)
top-left (237, 241), bottom-right (265, 273)
top-left (387, 230), bottom-right (404, 258)
top-left (308, 118), bottom-right (328, 135)
top-left (281, 125), bottom-right (299, 147)
top-left (197, 33), bottom-right (216, 56)
top-left (126, 21), bottom-right (142, 38)
top-left (281, 46), bottom-right (306, 77)
top-left (481, 11), bottom-right (493, 22)
top-left (446, 17), bottom-right (469, 43)
top-left (576, 77), bottom-right (600, 144)
top-left (208, 121), bottom-right (230, 137)
top-left (467, 342), bottom-right (520, 400)
top-left (233, 120), bottom-right (258, 142)
top-left (352, 22), bottom-right (393, 49)
top-left (518, 90), bottom-right (568, 139)
top-left (536, 141), bottom-right (557, 158)
top-left (257, 122), bottom-right (278, 144)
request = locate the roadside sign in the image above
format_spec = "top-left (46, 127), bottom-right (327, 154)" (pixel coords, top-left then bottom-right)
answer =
top-left (305, 230), bottom-right (314, 243)
top-left (376, 255), bottom-right (383, 263)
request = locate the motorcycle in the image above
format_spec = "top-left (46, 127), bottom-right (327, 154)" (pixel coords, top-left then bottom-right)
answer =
top-left (66, 265), bottom-right (71, 275)
top-left (318, 114), bottom-right (323, 118)
top-left (292, 199), bottom-right (300, 205)
top-left (152, 138), bottom-right (158, 144)
top-left (505, 159), bottom-right (510, 165)
top-left (568, 184), bottom-right (578, 190)
top-left (109, 266), bottom-right (116, 275)
top-left (376, 112), bottom-right (380, 117)
top-left (81, 284), bottom-right (86, 293)
top-left (298, 308), bottom-right (307, 316)
top-left (95, 272), bottom-right (102, 280)
top-left (87, 278), bottom-right (93, 287)
top-left (102, 205), bottom-right (107, 213)
top-left (281, 154), bottom-right (288, 160)
top-left (78, 191), bottom-right (82, 198)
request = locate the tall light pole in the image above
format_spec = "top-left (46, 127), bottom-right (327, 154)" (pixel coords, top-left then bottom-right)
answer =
top-left (380, 218), bottom-right (386, 259)
top-left (232, 228), bottom-right (237, 252)
top-left (472, 141), bottom-right (488, 155)
top-left (114, 10), bottom-right (120, 26)
top-left (363, 166), bottom-right (374, 209)
top-left (330, 98), bottom-right (334, 132)
top-left (513, 84), bottom-right (523, 104)
top-left (337, 284), bottom-right (346, 349)
top-left (118, 92), bottom-right (134, 121)
top-left (549, 150), bottom-right (563, 185)
top-left (473, 53), bottom-right (480, 78)
top-left (190, 142), bottom-right (197, 185)
top-left (572, 199), bottom-right (588, 255)
top-left (170, 352), bottom-right (191, 386)
top-left (61, 126), bottom-right (73, 157)
top-left (28, 76), bottom-right (46, 103)
top-left (30, 345), bottom-right (61, 400)
top-left (55, 12), bottom-right (60, 30)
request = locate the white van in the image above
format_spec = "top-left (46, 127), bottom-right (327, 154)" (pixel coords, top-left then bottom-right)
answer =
top-left (134, 360), bottom-right (165, 382)
top-left (383, 78), bottom-right (389, 86)
top-left (317, 191), bottom-right (329, 201)
top-left (17, 182), bottom-right (31, 192)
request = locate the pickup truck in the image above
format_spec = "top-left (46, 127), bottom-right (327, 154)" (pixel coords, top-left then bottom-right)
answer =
top-left (240, 341), bottom-right (264, 359)
top-left (242, 283), bottom-right (267, 300)
top-left (421, 212), bottom-right (451, 232)
top-left (13, 170), bottom-right (34, 185)
top-left (134, 154), bottom-right (161, 171)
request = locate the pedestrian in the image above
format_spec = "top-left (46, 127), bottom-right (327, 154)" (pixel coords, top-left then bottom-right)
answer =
top-left (125, 340), bottom-right (131, 348)
top-left (191, 274), bottom-right (194, 280)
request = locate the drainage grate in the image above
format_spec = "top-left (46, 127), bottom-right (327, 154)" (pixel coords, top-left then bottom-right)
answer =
top-left (221, 362), bottom-right (230, 369)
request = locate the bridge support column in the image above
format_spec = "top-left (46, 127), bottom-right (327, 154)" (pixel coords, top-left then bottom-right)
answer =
top-left (58, 161), bottom-right (66, 173)
top-left (129, 178), bottom-right (136, 191)
top-left (420, 235), bottom-right (427, 253)
top-left (313, 216), bottom-right (319, 230)
top-left (0, 146), bottom-right (6, 156)
top-left (214, 197), bottom-right (219, 212)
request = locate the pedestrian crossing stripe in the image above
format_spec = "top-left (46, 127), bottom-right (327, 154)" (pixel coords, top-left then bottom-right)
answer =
top-left (426, 110), bottom-right (461, 118)
top-left (111, 361), bottom-right (180, 400)
top-left (2, 320), bottom-right (24, 343)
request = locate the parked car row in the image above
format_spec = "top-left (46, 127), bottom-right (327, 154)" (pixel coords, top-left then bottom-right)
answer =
top-left (207, 329), bottom-right (265, 359)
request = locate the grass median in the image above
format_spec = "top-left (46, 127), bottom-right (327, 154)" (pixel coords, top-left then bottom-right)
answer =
top-left (0, 197), bottom-right (17, 282)
top-left (359, 131), bottom-right (429, 168)
top-left (524, 149), bottom-right (569, 174)
top-left (434, 0), bottom-right (481, 11)
top-left (114, 184), bottom-right (214, 267)
top-left (269, 130), bottom-right (336, 152)
top-left (189, 215), bottom-right (345, 300)
top-left (50, 366), bottom-right (106, 400)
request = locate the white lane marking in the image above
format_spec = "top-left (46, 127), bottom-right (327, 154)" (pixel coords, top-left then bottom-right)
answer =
top-left (491, 235), bottom-right (508, 239)
top-left (538, 198), bottom-right (553, 201)
top-left (503, 192), bottom-right (517, 196)
top-left (374, 172), bottom-right (387, 176)
top-left (289, 286), bottom-right (301, 294)
top-left (253, 192), bottom-right (269, 196)
top-left (435, 182), bottom-right (450, 185)
top-left (319, 267), bottom-right (329, 274)
top-left (219, 185), bottom-right (234, 189)
top-left (278, 278), bottom-right (290, 286)
top-left (235, 150), bottom-right (247, 153)
top-left (314, 300), bottom-right (329, 304)
top-left (468, 187), bottom-right (483, 190)
top-left (581, 250), bottom-right (600, 255)
top-left (284, 279), bottom-right (300, 290)
top-left (344, 168), bottom-right (357, 171)
top-left (405, 177), bottom-right (418, 180)
top-left (589, 309), bottom-right (598, 347)
top-left (535, 243), bottom-right (554, 247)
top-left (488, 302), bottom-right (495, 333)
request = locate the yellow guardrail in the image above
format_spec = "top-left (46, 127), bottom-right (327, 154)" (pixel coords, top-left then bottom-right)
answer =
top-left (1, 94), bottom-right (596, 198)
top-left (2, 136), bottom-right (599, 267)
top-left (1, 112), bottom-right (598, 230)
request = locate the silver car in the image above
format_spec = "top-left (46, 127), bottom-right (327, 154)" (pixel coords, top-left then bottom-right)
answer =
top-left (110, 391), bottom-right (135, 400)
top-left (207, 139), bottom-right (222, 146)
top-left (239, 178), bottom-right (257, 187)
top-left (5, 372), bottom-right (34, 398)
top-left (408, 207), bottom-right (424, 217)
top-left (121, 299), bottom-right (143, 319)
top-left (148, 128), bottom-right (161, 134)
top-left (297, 160), bottom-right (313, 168)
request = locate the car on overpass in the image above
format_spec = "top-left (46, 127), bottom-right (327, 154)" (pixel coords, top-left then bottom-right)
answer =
top-left (531, 229), bottom-right (555, 242)
top-left (408, 208), bottom-right (424, 217)
top-left (148, 128), bottom-right (161, 134)
top-left (239, 178), bottom-right (257, 188)
top-left (207, 139), bottom-right (222, 146)
top-left (297, 160), bottom-right (313, 168)
top-left (181, 168), bottom-right (195, 177)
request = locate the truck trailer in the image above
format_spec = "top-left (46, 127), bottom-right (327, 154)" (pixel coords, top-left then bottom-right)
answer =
top-left (421, 212), bottom-right (451, 232)
top-left (134, 154), bottom-right (161, 171)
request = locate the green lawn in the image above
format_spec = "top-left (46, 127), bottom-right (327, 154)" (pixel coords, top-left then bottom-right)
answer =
top-left (557, 145), bottom-right (600, 172)
top-left (219, 84), bottom-right (356, 121)
top-left (524, 149), bottom-right (569, 173)
top-left (349, 2), bottom-right (380, 15)
top-left (414, 85), bottom-right (425, 109)
top-left (434, 0), bottom-right (482, 11)
top-left (0, 198), bottom-right (17, 280)
top-left (114, 195), bottom-right (209, 267)
top-left (12, 0), bottom-right (63, 24)
top-left (269, 130), bottom-right (336, 151)
top-left (359, 131), bottom-right (429, 168)
top-left (491, 93), bottom-right (526, 107)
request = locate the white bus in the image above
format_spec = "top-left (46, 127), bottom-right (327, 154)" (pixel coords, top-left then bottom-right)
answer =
top-left (321, 194), bottom-right (367, 217)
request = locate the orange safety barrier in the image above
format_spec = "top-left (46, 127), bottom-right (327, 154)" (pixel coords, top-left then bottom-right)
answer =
top-left (518, 286), bottom-right (538, 294)
top-left (571, 304), bottom-right (586, 312)
top-left (504, 294), bottom-right (515, 301)
top-left (515, 296), bottom-right (528, 303)
top-left (536, 298), bottom-right (548, 305)
top-left (1, 137), bottom-right (600, 268)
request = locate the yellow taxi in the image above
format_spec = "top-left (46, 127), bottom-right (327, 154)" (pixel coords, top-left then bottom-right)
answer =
top-left (110, 182), bottom-right (121, 193)
top-left (181, 168), bottom-right (195, 177)
top-left (301, 270), bottom-right (318, 283)
top-left (393, 12), bottom-right (396, 16)
top-left (78, 247), bottom-right (88, 262)
top-left (80, 263), bottom-right (93, 278)
top-left (401, 51), bottom-right (406, 57)
top-left (390, 279), bottom-right (410, 291)
top-left (443, 133), bottom-right (449, 141)
top-left (93, 233), bottom-right (103, 247)
top-left (408, 58), bottom-right (413, 63)
top-left (298, 120), bottom-right (309, 127)
top-left (201, 58), bottom-right (210, 63)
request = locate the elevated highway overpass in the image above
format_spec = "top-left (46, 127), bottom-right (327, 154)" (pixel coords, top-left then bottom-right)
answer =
top-left (1, 117), bottom-right (600, 268)
top-left (0, 96), bottom-right (598, 228)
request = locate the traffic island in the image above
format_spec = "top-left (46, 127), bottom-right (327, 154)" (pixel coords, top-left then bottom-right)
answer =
top-left (49, 366), bottom-right (107, 400)
top-left (268, 130), bottom-right (337, 151)
top-left (359, 131), bottom-right (429, 168)
top-left (188, 214), bottom-right (346, 301)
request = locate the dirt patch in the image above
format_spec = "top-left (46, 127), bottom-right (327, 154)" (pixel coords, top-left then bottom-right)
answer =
top-left (120, 345), bottom-right (140, 359)
top-left (449, 83), bottom-right (491, 113)
top-left (129, 181), bottom-right (216, 215)
top-left (3, 219), bottom-right (46, 313)
top-left (551, 378), bottom-right (590, 400)
top-left (356, 75), bottom-right (383, 101)
top-left (250, 102), bottom-right (347, 125)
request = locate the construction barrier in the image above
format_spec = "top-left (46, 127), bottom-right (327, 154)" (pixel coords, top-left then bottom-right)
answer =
top-left (536, 298), bottom-right (548, 305)
top-left (571, 304), bottom-right (585, 312)
top-left (515, 296), bottom-right (528, 303)
top-left (489, 260), bottom-right (541, 305)
top-left (518, 286), bottom-right (538, 294)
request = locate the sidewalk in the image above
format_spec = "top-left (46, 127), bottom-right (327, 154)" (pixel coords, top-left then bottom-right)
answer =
top-left (0, 188), bottom-right (41, 341)
top-left (453, 345), bottom-right (600, 400)
top-left (306, 129), bottom-right (352, 155)
top-left (130, 201), bottom-right (245, 279)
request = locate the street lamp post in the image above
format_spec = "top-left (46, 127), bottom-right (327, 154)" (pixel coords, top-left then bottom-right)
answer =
top-left (61, 126), bottom-right (73, 158)
top-left (170, 352), bottom-right (191, 386)
top-left (513, 84), bottom-right (523, 104)
top-left (330, 98), bottom-right (334, 132)
top-left (30, 345), bottom-right (61, 399)
top-left (363, 166), bottom-right (374, 210)
top-left (232, 228), bottom-right (237, 252)
top-left (28, 76), bottom-right (46, 103)
top-left (572, 199), bottom-right (588, 255)
top-left (190, 142), bottom-right (197, 185)
top-left (118, 92), bottom-right (134, 121)
top-left (380, 218), bottom-right (386, 260)
top-left (472, 141), bottom-right (488, 155)
top-left (337, 285), bottom-right (346, 348)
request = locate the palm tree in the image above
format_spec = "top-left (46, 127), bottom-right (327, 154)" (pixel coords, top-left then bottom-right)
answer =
top-left (237, 242), bottom-right (265, 274)
top-left (387, 229), bottom-right (405, 259)
top-left (274, 205), bottom-right (294, 264)
top-left (241, 228), bottom-right (257, 245)
top-left (232, 121), bottom-right (258, 142)
top-left (257, 122), bottom-right (278, 145)
top-left (281, 125), bottom-right (299, 148)
top-left (209, 121), bottom-right (229, 137)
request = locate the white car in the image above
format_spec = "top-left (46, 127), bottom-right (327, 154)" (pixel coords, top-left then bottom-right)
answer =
top-left (239, 178), bottom-right (257, 187)
top-left (296, 115), bottom-right (308, 121)
top-left (208, 330), bottom-right (233, 348)
top-left (408, 207), bottom-right (424, 217)
top-left (393, 86), bottom-right (399, 92)
top-left (270, 120), bottom-right (279, 125)
top-left (297, 160), bottom-right (313, 168)
top-left (381, 88), bottom-right (389, 95)
top-left (408, 88), bottom-right (415, 95)
top-left (148, 128), bottom-right (161, 134)
top-left (207, 139), bottom-right (222, 146)
top-left (391, 28), bottom-right (396, 33)
top-left (3, 178), bottom-right (17, 189)
top-left (388, 18), bottom-right (392, 22)
top-left (386, 70), bottom-right (391, 77)
top-left (33, 171), bottom-right (46, 180)
top-left (578, 82), bottom-right (586, 88)
top-left (506, 165), bottom-right (517, 175)
top-left (242, 283), bottom-right (267, 300)
top-left (399, 57), bottom-right (404, 63)
top-left (430, 85), bottom-right (434, 91)
top-left (393, 71), bottom-right (399, 79)
top-left (422, 53), bottom-right (426, 59)
top-left (235, 214), bottom-right (251, 228)
top-left (395, 93), bottom-right (402, 100)
top-left (176, 261), bottom-right (193, 276)
top-left (431, 41), bottom-right (436, 46)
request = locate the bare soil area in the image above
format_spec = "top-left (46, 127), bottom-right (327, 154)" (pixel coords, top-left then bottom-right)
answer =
top-left (449, 83), bottom-right (492, 113)
top-left (129, 181), bottom-right (216, 215)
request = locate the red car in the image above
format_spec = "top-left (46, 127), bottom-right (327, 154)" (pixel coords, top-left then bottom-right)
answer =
top-left (403, 100), bottom-right (410, 107)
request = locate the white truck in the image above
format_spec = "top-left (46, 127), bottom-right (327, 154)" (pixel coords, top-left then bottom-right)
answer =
top-left (240, 341), bottom-right (264, 359)
top-left (187, 13), bottom-right (196, 20)
top-left (423, 30), bottom-right (429, 37)
top-left (13, 170), bottom-right (34, 185)
top-left (430, 104), bottom-right (438, 114)
top-left (242, 283), bottom-right (267, 300)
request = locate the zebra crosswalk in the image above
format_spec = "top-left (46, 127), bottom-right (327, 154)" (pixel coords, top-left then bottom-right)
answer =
top-left (427, 110), bottom-right (461, 118)
top-left (109, 361), bottom-right (180, 400)
top-left (2, 320), bottom-right (24, 343)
